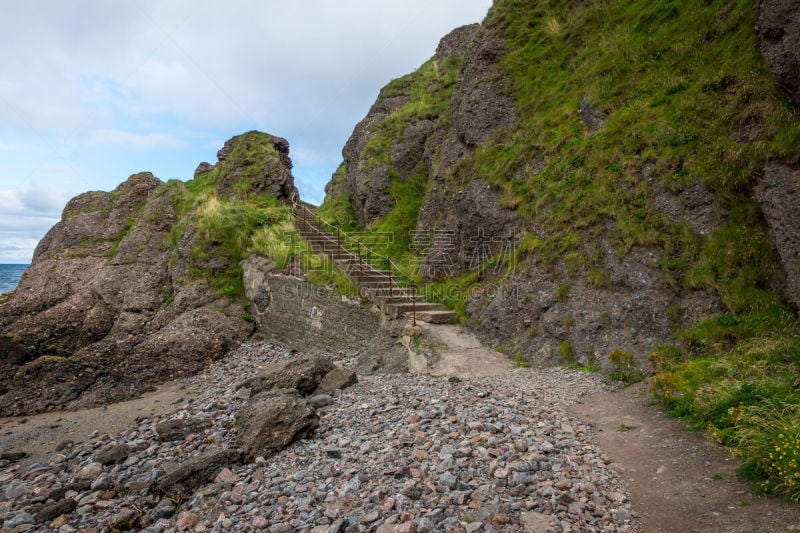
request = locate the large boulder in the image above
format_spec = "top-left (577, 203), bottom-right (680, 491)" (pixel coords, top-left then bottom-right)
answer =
top-left (236, 391), bottom-right (320, 460)
top-left (156, 450), bottom-right (244, 495)
top-left (316, 367), bottom-right (358, 394)
top-left (155, 417), bottom-right (212, 442)
top-left (237, 354), bottom-right (335, 396)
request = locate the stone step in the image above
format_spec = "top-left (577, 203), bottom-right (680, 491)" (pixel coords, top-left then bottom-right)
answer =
top-left (409, 310), bottom-right (456, 324)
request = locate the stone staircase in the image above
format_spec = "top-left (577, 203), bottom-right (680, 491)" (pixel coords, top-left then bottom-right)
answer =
top-left (293, 203), bottom-right (455, 324)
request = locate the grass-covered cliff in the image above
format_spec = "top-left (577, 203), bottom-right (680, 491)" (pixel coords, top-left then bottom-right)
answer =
top-left (321, 0), bottom-right (800, 500)
top-left (166, 132), bottom-right (298, 301)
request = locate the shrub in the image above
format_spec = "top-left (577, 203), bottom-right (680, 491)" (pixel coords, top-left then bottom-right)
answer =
top-left (609, 349), bottom-right (644, 383)
top-left (559, 341), bottom-right (574, 361)
top-left (648, 344), bottom-right (683, 372)
top-left (738, 404), bottom-right (800, 501)
top-left (556, 284), bottom-right (571, 301)
top-left (513, 351), bottom-right (531, 368)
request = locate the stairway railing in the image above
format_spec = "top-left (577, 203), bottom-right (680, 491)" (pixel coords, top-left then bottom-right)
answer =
top-left (292, 201), bottom-right (420, 325)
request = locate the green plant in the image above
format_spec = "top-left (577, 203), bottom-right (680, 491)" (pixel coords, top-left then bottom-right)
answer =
top-left (737, 404), bottom-right (800, 501)
top-left (667, 303), bottom-right (684, 324)
top-left (513, 351), bottom-right (531, 368)
top-left (587, 268), bottom-right (611, 289)
top-left (559, 341), bottom-right (575, 361)
top-left (556, 284), bottom-right (571, 301)
top-left (568, 361), bottom-right (601, 373)
top-left (648, 344), bottom-right (684, 372)
top-left (609, 349), bottom-right (644, 383)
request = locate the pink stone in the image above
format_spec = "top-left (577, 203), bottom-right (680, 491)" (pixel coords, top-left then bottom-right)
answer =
top-left (176, 511), bottom-right (200, 531)
top-left (214, 468), bottom-right (238, 485)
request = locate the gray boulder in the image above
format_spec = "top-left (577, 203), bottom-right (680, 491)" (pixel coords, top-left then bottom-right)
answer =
top-left (155, 417), bottom-right (212, 442)
top-left (316, 367), bottom-right (358, 394)
top-left (94, 443), bottom-right (130, 465)
top-left (236, 391), bottom-right (319, 460)
top-left (156, 449), bottom-right (243, 495)
top-left (237, 354), bottom-right (334, 396)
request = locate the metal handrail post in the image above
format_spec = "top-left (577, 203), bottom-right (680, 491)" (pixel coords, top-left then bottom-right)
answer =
top-left (412, 285), bottom-right (417, 326)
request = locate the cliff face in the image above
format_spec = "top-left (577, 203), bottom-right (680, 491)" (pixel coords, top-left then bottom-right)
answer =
top-left (758, 0), bottom-right (800, 106)
top-left (0, 131), bottom-right (296, 415)
top-left (322, 0), bottom-right (800, 368)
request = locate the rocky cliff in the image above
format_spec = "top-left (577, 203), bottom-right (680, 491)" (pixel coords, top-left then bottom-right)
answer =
top-left (0, 131), bottom-right (297, 415)
top-left (321, 0), bottom-right (800, 369)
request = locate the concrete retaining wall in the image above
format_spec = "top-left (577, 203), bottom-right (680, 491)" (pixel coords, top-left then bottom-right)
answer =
top-left (242, 256), bottom-right (391, 357)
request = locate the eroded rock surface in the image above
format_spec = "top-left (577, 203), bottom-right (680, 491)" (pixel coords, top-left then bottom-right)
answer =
top-left (754, 161), bottom-right (800, 309)
top-left (758, 0), bottom-right (800, 106)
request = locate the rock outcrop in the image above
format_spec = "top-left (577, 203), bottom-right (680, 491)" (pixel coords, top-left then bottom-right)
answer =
top-left (328, 23), bottom-right (519, 278)
top-left (758, 0), bottom-right (800, 106)
top-left (755, 161), bottom-right (800, 309)
top-left (321, 0), bottom-right (800, 370)
top-left (0, 131), bottom-right (297, 415)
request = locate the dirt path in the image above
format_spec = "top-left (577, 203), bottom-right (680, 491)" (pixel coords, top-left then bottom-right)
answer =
top-left (416, 324), bottom-right (800, 531)
top-left (0, 380), bottom-right (197, 469)
top-left (417, 322), bottom-right (513, 378)
top-left (570, 382), bottom-right (800, 533)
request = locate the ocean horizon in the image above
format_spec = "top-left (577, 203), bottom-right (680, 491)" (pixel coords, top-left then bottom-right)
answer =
top-left (0, 264), bottom-right (28, 294)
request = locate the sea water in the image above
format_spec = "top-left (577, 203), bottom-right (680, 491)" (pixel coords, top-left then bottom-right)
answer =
top-left (0, 264), bottom-right (28, 294)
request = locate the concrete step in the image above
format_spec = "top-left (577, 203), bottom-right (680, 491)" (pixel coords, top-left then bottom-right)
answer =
top-left (295, 225), bottom-right (451, 320)
top-left (383, 302), bottom-right (444, 314)
top-left (349, 271), bottom-right (392, 279)
top-left (375, 295), bottom-right (427, 304)
top-left (366, 291), bottom-right (420, 301)
top-left (409, 310), bottom-right (456, 324)
top-left (360, 284), bottom-right (408, 291)
top-left (351, 277), bottom-right (394, 285)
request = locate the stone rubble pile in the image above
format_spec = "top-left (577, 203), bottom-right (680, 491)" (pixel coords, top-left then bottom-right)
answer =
top-left (0, 341), bottom-right (635, 532)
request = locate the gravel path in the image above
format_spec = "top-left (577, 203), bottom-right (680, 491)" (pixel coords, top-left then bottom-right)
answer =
top-left (0, 342), bottom-right (635, 532)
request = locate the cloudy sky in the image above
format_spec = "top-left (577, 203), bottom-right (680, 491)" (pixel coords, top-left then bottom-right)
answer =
top-left (0, 1), bottom-right (492, 264)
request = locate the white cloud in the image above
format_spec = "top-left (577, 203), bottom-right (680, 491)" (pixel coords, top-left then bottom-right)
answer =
top-left (0, 143), bottom-right (28, 152)
top-left (0, 0), bottom-right (494, 259)
top-left (89, 129), bottom-right (188, 150)
top-left (0, 0), bottom-right (492, 135)
top-left (0, 186), bottom-right (69, 218)
top-left (18, 183), bottom-right (72, 214)
top-left (0, 186), bottom-right (69, 262)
